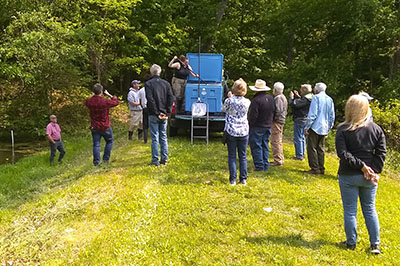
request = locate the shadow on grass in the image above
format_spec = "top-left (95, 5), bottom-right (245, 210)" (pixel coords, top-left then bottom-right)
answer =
top-left (243, 234), bottom-right (340, 250)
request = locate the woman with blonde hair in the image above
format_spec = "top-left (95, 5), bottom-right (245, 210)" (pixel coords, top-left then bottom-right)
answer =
top-left (335, 95), bottom-right (386, 254)
top-left (223, 78), bottom-right (251, 186)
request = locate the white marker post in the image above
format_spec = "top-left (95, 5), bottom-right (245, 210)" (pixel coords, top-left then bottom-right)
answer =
top-left (11, 130), bottom-right (15, 164)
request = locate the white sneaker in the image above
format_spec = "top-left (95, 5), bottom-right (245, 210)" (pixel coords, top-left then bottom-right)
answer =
top-left (229, 180), bottom-right (236, 186)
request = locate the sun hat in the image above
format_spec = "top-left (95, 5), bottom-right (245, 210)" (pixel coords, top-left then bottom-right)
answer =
top-left (359, 92), bottom-right (373, 101)
top-left (249, 79), bottom-right (271, 92)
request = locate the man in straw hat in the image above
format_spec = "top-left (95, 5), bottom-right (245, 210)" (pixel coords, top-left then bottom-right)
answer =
top-left (270, 82), bottom-right (288, 166)
top-left (248, 79), bottom-right (275, 171)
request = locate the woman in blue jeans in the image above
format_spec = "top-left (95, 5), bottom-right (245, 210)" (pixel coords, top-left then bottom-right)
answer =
top-left (335, 95), bottom-right (386, 254)
top-left (223, 78), bottom-right (251, 186)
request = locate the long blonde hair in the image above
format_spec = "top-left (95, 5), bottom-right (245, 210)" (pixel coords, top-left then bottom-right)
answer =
top-left (340, 95), bottom-right (370, 131)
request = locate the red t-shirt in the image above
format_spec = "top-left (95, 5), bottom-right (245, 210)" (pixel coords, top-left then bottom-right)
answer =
top-left (85, 95), bottom-right (120, 131)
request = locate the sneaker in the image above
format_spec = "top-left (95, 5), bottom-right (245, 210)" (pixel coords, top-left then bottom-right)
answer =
top-left (229, 180), bottom-right (236, 186)
top-left (370, 244), bottom-right (381, 255)
top-left (270, 162), bottom-right (283, 166)
top-left (240, 179), bottom-right (247, 186)
top-left (340, 241), bottom-right (356, 250)
top-left (160, 160), bottom-right (167, 166)
top-left (292, 157), bottom-right (305, 161)
top-left (147, 162), bottom-right (160, 167)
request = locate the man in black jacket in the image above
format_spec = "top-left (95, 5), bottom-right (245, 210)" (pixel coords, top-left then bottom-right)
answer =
top-left (145, 64), bottom-right (175, 166)
top-left (248, 79), bottom-right (275, 171)
top-left (289, 84), bottom-right (313, 160)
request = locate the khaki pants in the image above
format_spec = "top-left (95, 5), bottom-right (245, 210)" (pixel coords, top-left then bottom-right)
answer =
top-left (271, 122), bottom-right (284, 164)
top-left (172, 77), bottom-right (186, 113)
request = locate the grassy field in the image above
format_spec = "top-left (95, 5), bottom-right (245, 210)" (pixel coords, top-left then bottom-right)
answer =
top-left (1, 131), bottom-right (400, 265)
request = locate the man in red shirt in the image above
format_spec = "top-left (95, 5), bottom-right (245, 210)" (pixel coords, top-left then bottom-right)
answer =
top-left (46, 114), bottom-right (66, 165)
top-left (85, 83), bottom-right (120, 166)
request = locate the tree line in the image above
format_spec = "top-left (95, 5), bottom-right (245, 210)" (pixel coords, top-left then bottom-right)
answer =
top-left (0, 0), bottom-right (399, 138)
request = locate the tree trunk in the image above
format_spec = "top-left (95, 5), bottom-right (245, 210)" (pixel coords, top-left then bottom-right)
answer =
top-left (389, 37), bottom-right (400, 81)
top-left (288, 32), bottom-right (295, 67)
top-left (204, 0), bottom-right (229, 52)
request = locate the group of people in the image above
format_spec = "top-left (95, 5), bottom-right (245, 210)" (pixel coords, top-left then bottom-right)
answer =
top-left (223, 78), bottom-right (386, 254)
top-left (223, 79), bottom-right (335, 185)
top-left (46, 63), bottom-right (386, 255)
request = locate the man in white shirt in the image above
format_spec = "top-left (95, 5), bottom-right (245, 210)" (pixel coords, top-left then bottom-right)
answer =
top-left (127, 80), bottom-right (146, 140)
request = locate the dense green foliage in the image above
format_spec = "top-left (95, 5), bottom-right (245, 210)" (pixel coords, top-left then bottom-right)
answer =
top-left (0, 0), bottom-right (400, 137)
top-left (1, 134), bottom-right (400, 264)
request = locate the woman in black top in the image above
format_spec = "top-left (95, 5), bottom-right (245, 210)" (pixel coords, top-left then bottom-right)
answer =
top-left (168, 55), bottom-right (198, 113)
top-left (335, 95), bottom-right (386, 254)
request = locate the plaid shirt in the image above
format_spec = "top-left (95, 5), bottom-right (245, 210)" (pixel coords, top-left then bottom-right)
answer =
top-left (85, 95), bottom-right (120, 131)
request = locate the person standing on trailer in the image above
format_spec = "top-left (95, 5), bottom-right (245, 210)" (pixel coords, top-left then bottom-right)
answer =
top-left (168, 55), bottom-right (199, 113)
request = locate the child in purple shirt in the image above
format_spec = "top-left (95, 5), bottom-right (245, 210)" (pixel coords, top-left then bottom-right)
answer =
top-left (46, 115), bottom-right (66, 165)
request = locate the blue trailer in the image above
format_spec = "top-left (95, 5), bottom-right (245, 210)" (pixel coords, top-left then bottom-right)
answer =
top-left (169, 53), bottom-right (226, 136)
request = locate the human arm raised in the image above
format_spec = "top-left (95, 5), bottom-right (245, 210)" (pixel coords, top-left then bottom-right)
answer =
top-left (168, 56), bottom-right (180, 69)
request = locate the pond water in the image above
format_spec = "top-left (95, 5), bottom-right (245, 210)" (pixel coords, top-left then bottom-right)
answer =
top-left (0, 141), bottom-right (47, 165)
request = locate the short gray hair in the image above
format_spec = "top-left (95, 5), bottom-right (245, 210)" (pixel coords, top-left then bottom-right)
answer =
top-left (273, 82), bottom-right (284, 93)
top-left (301, 84), bottom-right (312, 93)
top-left (150, 64), bottom-right (162, 76)
top-left (315, 82), bottom-right (327, 93)
top-left (49, 115), bottom-right (57, 119)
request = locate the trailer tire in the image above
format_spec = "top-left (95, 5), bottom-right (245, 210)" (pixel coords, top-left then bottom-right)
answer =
top-left (169, 126), bottom-right (178, 137)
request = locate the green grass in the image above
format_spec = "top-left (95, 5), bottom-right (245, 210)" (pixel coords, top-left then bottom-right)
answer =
top-left (1, 131), bottom-right (400, 265)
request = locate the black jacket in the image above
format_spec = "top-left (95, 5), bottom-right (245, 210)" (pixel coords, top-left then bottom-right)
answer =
top-left (248, 92), bottom-right (275, 128)
top-left (335, 122), bottom-right (386, 175)
top-left (289, 93), bottom-right (312, 124)
top-left (145, 76), bottom-right (175, 116)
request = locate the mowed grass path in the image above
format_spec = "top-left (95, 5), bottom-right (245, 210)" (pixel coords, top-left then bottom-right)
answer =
top-left (1, 134), bottom-right (400, 265)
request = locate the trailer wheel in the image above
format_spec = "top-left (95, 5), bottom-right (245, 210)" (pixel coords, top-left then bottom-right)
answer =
top-left (169, 126), bottom-right (178, 137)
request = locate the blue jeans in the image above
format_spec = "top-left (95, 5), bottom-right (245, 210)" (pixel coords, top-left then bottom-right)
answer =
top-left (293, 121), bottom-right (306, 159)
top-left (49, 140), bottom-right (66, 164)
top-left (91, 127), bottom-right (113, 166)
top-left (149, 115), bottom-right (168, 164)
top-left (339, 174), bottom-right (380, 245)
top-left (249, 127), bottom-right (271, 171)
top-left (227, 134), bottom-right (248, 182)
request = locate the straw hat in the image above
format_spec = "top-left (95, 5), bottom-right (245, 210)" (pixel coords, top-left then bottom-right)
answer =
top-left (249, 79), bottom-right (271, 92)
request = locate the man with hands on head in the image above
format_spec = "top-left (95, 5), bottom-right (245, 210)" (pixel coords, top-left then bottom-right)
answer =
top-left (85, 83), bottom-right (120, 166)
top-left (289, 84), bottom-right (313, 161)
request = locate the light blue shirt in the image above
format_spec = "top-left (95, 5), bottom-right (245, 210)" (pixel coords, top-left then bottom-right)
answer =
top-left (305, 91), bottom-right (335, 135)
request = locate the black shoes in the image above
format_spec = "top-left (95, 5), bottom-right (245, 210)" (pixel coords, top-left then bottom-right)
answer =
top-left (138, 129), bottom-right (143, 140)
top-left (340, 241), bottom-right (356, 250)
top-left (128, 131), bottom-right (133, 140)
top-left (370, 244), bottom-right (381, 255)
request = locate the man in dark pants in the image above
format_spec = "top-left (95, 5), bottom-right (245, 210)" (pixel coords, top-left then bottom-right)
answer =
top-left (304, 82), bottom-right (335, 174)
top-left (85, 83), bottom-right (120, 166)
top-left (46, 115), bottom-right (65, 165)
top-left (145, 64), bottom-right (175, 166)
top-left (248, 79), bottom-right (275, 171)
